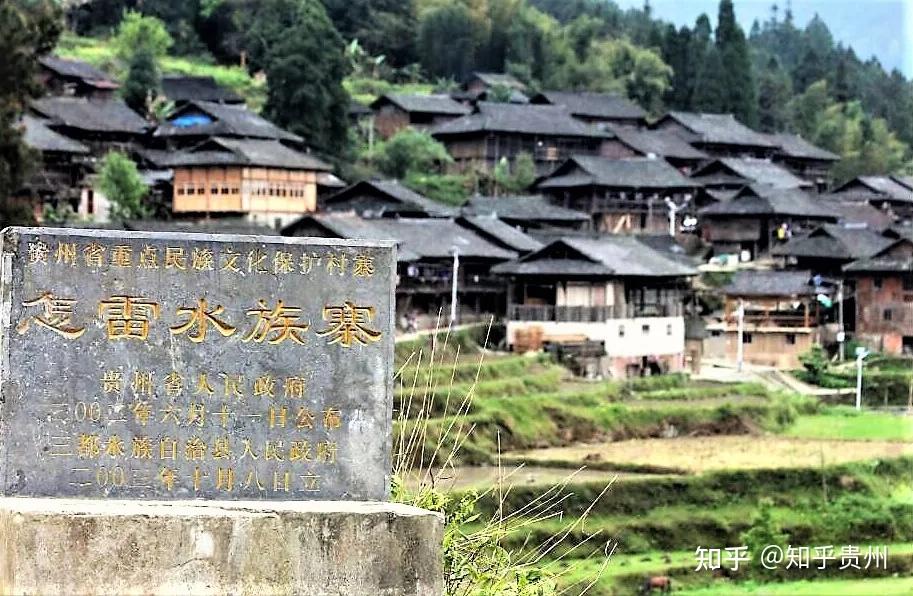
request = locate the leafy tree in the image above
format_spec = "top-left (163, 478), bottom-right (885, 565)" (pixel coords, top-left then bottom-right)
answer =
top-left (0, 0), bottom-right (61, 227)
top-left (491, 152), bottom-right (535, 195)
top-left (485, 84), bottom-right (514, 103)
top-left (112, 10), bottom-right (173, 62)
top-left (417, 3), bottom-right (477, 81)
top-left (96, 152), bottom-right (150, 220)
top-left (757, 56), bottom-right (793, 132)
top-left (321, 0), bottom-right (416, 67)
top-left (240, 0), bottom-right (351, 156)
top-left (122, 46), bottom-right (160, 114)
top-left (740, 498), bottom-right (787, 581)
top-left (715, 0), bottom-right (758, 125)
top-left (789, 79), bottom-right (831, 139)
top-left (372, 129), bottom-right (453, 179)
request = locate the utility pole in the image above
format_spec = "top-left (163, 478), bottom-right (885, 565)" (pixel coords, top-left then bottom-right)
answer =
top-left (837, 280), bottom-right (845, 362)
top-left (855, 347), bottom-right (869, 411)
top-left (736, 299), bottom-right (745, 372)
top-left (450, 247), bottom-right (460, 326)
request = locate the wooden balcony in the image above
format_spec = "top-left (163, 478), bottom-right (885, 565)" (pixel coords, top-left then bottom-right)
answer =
top-left (508, 303), bottom-right (682, 322)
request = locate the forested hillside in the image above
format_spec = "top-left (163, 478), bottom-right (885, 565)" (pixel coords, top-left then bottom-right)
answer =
top-left (61, 0), bottom-right (912, 184)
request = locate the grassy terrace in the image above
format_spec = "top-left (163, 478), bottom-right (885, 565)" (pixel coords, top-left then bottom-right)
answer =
top-left (395, 329), bottom-right (913, 595)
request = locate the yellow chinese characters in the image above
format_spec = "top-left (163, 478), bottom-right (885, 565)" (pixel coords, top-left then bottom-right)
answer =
top-left (171, 299), bottom-right (236, 342)
top-left (98, 296), bottom-right (160, 341)
top-left (243, 299), bottom-right (309, 344)
top-left (16, 292), bottom-right (85, 339)
top-left (316, 301), bottom-right (382, 347)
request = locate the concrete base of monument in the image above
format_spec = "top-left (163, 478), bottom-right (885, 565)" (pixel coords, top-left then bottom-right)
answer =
top-left (0, 498), bottom-right (444, 596)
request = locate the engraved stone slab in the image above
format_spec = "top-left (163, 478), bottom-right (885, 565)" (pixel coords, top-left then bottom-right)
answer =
top-left (0, 227), bottom-right (395, 500)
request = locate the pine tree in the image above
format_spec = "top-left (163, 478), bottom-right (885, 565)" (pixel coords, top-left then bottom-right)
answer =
top-left (715, 0), bottom-right (758, 125)
top-left (757, 56), bottom-right (793, 132)
top-left (122, 47), bottom-right (159, 115)
top-left (692, 45), bottom-right (726, 113)
top-left (241, 0), bottom-right (351, 156)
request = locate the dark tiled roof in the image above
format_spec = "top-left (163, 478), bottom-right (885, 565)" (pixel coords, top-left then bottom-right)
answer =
top-left (493, 235), bottom-right (697, 278)
top-left (458, 216), bottom-right (543, 253)
top-left (372, 94), bottom-right (470, 115)
top-left (764, 133), bottom-right (839, 161)
top-left (692, 158), bottom-right (812, 189)
top-left (39, 55), bottom-right (118, 88)
top-left (461, 195), bottom-right (590, 223)
top-left (430, 103), bottom-right (604, 138)
top-left (469, 72), bottom-right (526, 90)
top-left (822, 198), bottom-right (895, 231)
top-left (658, 111), bottom-right (776, 148)
top-left (611, 127), bottom-right (709, 160)
top-left (161, 76), bottom-right (243, 104)
top-left (843, 239), bottom-right (913, 273)
top-left (324, 180), bottom-right (455, 217)
top-left (771, 224), bottom-right (894, 260)
top-left (30, 96), bottom-right (147, 134)
top-left (152, 137), bottom-right (331, 170)
top-left (22, 115), bottom-right (89, 154)
top-left (699, 185), bottom-right (836, 219)
top-left (538, 156), bottom-right (699, 190)
top-left (834, 176), bottom-right (913, 204)
top-left (892, 175), bottom-right (913, 190)
top-left (531, 91), bottom-right (646, 121)
top-left (294, 214), bottom-right (516, 261)
top-left (155, 100), bottom-right (302, 142)
top-left (723, 270), bottom-right (818, 297)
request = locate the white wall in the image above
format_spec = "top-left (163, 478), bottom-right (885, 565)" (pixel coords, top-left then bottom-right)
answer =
top-left (507, 316), bottom-right (685, 357)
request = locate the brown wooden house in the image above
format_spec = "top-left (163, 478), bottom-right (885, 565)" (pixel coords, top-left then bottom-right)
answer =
top-left (529, 91), bottom-right (647, 128)
top-left (321, 179), bottom-right (455, 218)
top-left (763, 133), bottom-right (838, 190)
top-left (690, 158), bottom-right (814, 191)
top-left (29, 96), bottom-right (148, 155)
top-left (370, 94), bottom-right (470, 139)
top-left (160, 75), bottom-right (244, 107)
top-left (461, 195), bottom-right (591, 232)
top-left (535, 155), bottom-right (700, 234)
top-left (282, 213), bottom-right (516, 328)
top-left (652, 111), bottom-right (777, 158)
top-left (37, 56), bottom-right (119, 100)
top-left (843, 238), bottom-right (913, 355)
top-left (771, 224), bottom-right (894, 276)
top-left (704, 270), bottom-right (834, 368)
top-left (831, 176), bottom-right (913, 221)
top-left (699, 184), bottom-right (838, 258)
top-left (152, 137), bottom-right (331, 228)
top-left (153, 100), bottom-right (302, 149)
top-left (601, 127), bottom-right (709, 174)
top-left (430, 103), bottom-right (606, 175)
top-left (20, 115), bottom-right (90, 218)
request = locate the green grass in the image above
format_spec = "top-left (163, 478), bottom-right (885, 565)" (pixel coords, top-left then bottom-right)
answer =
top-left (677, 577), bottom-right (913, 595)
top-left (783, 409), bottom-right (913, 442)
top-left (55, 33), bottom-right (266, 108)
top-left (344, 76), bottom-right (434, 106)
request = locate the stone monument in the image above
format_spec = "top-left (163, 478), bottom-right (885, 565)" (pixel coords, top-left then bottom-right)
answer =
top-left (0, 227), bottom-right (443, 595)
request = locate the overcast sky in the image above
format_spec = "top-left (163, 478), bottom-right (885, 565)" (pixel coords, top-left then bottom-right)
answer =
top-left (613, 0), bottom-right (912, 77)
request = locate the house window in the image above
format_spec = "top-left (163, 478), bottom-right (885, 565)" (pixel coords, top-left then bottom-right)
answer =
top-left (221, 186), bottom-right (229, 194)
top-left (618, 325), bottom-right (625, 338)
top-left (666, 324), bottom-right (672, 336)
top-left (785, 334), bottom-right (796, 345)
top-left (883, 309), bottom-right (893, 321)
top-left (176, 187), bottom-right (184, 195)
top-left (211, 186), bottom-right (218, 194)
top-left (641, 324), bottom-right (650, 334)
top-left (874, 278), bottom-right (883, 290)
top-left (743, 332), bottom-right (753, 344)
top-left (86, 189), bottom-right (94, 214)
top-left (710, 330), bottom-right (722, 337)
top-left (903, 276), bottom-right (913, 291)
